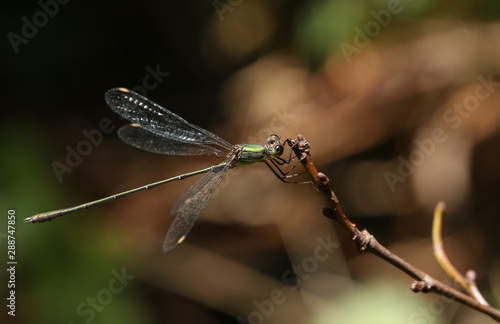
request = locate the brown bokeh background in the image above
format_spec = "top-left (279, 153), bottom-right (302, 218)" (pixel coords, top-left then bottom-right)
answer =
top-left (2, 1), bottom-right (500, 323)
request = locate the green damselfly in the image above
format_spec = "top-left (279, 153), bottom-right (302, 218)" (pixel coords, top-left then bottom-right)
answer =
top-left (25, 88), bottom-right (301, 252)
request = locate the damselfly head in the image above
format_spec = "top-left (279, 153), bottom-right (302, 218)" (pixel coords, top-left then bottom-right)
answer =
top-left (267, 134), bottom-right (280, 145)
top-left (267, 134), bottom-right (284, 157)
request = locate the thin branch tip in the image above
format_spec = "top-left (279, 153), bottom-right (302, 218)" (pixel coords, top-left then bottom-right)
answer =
top-left (436, 201), bottom-right (446, 212)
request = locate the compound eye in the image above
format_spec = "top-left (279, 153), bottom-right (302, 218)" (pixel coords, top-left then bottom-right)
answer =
top-left (274, 144), bottom-right (284, 156)
top-left (267, 134), bottom-right (280, 145)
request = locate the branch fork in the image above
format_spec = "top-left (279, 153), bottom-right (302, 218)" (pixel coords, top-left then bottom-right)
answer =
top-left (290, 134), bottom-right (500, 322)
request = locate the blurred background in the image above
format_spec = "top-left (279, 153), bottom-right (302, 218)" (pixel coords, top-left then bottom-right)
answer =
top-left (2, 0), bottom-right (500, 323)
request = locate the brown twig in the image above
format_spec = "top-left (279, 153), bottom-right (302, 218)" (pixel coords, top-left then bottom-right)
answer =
top-left (290, 134), bottom-right (500, 322)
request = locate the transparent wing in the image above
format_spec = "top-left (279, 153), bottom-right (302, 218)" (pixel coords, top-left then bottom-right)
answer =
top-left (117, 124), bottom-right (225, 156)
top-left (105, 88), bottom-right (233, 152)
top-left (163, 159), bottom-right (232, 252)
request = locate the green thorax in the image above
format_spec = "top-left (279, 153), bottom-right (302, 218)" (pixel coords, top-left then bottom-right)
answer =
top-left (237, 144), bottom-right (268, 165)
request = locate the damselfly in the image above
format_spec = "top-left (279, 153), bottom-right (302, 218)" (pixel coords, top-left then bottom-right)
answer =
top-left (25, 88), bottom-right (301, 252)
